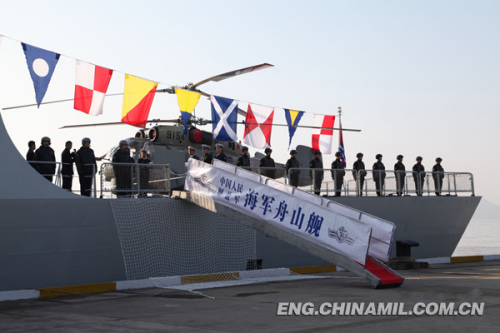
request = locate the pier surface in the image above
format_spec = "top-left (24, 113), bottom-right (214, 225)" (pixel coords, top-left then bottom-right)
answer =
top-left (1, 260), bottom-right (499, 332)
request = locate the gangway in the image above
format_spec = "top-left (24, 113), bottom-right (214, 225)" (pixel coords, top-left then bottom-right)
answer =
top-left (173, 159), bottom-right (404, 289)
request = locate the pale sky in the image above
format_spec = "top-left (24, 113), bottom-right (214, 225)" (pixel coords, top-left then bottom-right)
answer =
top-left (0, 0), bottom-right (498, 203)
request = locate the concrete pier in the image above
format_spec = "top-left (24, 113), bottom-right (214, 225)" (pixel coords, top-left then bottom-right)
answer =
top-left (1, 260), bottom-right (499, 332)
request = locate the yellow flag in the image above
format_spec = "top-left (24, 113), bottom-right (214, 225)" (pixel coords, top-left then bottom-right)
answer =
top-left (175, 88), bottom-right (201, 113)
top-left (121, 74), bottom-right (158, 122)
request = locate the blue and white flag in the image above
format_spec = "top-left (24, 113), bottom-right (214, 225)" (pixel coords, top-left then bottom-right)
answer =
top-left (211, 95), bottom-right (238, 141)
top-left (22, 43), bottom-right (60, 107)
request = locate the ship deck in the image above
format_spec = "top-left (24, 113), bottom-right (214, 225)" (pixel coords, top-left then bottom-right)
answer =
top-left (1, 260), bottom-right (499, 332)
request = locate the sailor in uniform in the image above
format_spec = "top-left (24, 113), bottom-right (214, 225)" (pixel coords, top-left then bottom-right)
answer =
top-left (259, 148), bottom-right (276, 178)
top-left (331, 152), bottom-right (345, 196)
top-left (201, 144), bottom-right (213, 164)
top-left (214, 143), bottom-right (228, 162)
top-left (34, 136), bottom-right (56, 182)
top-left (412, 156), bottom-right (425, 196)
top-left (309, 150), bottom-right (323, 196)
top-left (373, 154), bottom-right (386, 196)
top-left (236, 146), bottom-right (251, 168)
top-left (188, 146), bottom-right (199, 160)
top-left (432, 157), bottom-right (444, 196)
top-left (285, 150), bottom-right (300, 187)
top-left (394, 155), bottom-right (405, 196)
top-left (352, 152), bottom-right (366, 196)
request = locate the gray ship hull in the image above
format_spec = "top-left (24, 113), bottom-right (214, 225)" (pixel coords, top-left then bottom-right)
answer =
top-left (256, 196), bottom-right (481, 269)
top-left (0, 195), bottom-right (480, 292)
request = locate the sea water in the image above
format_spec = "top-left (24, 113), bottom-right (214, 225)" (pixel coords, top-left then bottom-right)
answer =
top-left (453, 219), bottom-right (500, 256)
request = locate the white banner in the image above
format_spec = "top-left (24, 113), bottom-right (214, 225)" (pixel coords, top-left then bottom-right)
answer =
top-left (214, 160), bottom-right (396, 262)
top-left (185, 159), bottom-right (371, 265)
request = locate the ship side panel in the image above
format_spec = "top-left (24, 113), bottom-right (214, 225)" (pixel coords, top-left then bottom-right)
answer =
top-left (0, 199), bottom-right (126, 291)
top-left (327, 196), bottom-right (481, 259)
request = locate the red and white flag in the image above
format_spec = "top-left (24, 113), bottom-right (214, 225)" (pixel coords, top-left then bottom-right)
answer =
top-left (74, 60), bottom-right (113, 116)
top-left (243, 103), bottom-right (274, 149)
top-left (312, 114), bottom-right (335, 154)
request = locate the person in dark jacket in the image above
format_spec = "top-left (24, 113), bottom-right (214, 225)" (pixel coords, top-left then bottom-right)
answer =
top-left (26, 140), bottom-right (36, 169)
top-left (373, 154), bottom-right (386, 197)
top-left (113, 140), bottom-right (134, 197)
top-left (412, 156), bottom-right (425, 196)
top-left (214, 143), bottom-right (228, 162)
top-left (34, 136), bottom-right (56, 182)
top-left (188, 146), bottom-right (199, 160)
top-left (309, 150), bottom-right (324, 196)
top-left (352, 152), bottom-right (366, 196)
top-left (285, 150), bottom-right (300, 187)
top-left (260, 148), bottom-right (276, 179)
top-left (331, 152), bottom-right (346, 196)
top-left (201, 145), bottom-right (213, 164)
top-left (432, 157), bottom-right (445, 196)
top-left (137, 149), bottom-right (151, 197)
top-left (236, 146), bottom-right (251, 169)
top-left (61, 141), bottom-right (76, 191)
top-left (75, 137), bottom-right (97, 197)
top-left (394, 155), bottom-right (405, 196)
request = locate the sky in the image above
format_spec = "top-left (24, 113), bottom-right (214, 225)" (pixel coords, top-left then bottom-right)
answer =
top-left (0, 0), bottom-right (499, 203)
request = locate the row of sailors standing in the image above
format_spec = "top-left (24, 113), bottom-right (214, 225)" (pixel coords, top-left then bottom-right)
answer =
top-left (304, 150), bottom-right (445, 197)
top-left (188, 143), bottom-right (277, 179)
top-left (342, 153), bottom-right (445, 197)
top-left (26, 137), bottom-right (97, 196)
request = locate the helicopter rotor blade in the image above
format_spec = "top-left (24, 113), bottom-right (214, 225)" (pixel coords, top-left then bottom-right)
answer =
top-left (59, 119), bottom-right (180, 129)
top-left (1, 93), bottom-right (126, 111)
top-left (237, 122), bottom-right (361, 132)
top-left (191, 63), bottom-right (274, 89)
top-left (237, 107), bottom-right (247, 117)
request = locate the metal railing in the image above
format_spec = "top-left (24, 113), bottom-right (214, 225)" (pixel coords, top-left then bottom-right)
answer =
top-left (286, 168), bottom-right (475, 197)
top-left (100, 162), bottom-right (170, 198)
top-left (422, 171), bottom-right (474, 197)
top-left (26, 159), bottom-right (475, 198)
top-left (29, 161), bottom-right (63, 186)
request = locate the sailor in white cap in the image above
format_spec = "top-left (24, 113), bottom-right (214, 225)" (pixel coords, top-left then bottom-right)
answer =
top-left (214, 143), bottom-right (228, 162)
top-left (201, 144), bottom-right (213, 164)
top-left (188, 146), bottom-right (199, 160)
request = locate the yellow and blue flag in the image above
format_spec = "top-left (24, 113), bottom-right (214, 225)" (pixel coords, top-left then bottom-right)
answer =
top-left (284, 109), bottom-right (304, 149)
top-left (175, 88), bottom-right (201, 134)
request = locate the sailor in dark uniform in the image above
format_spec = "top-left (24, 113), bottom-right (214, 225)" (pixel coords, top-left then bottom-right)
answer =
top-left (412, 156), bottom-right (425, 196)
top-left (214, 143), bottom-right (228, 162)
top-left (260, 148), bottom-right (276, 178)
top-left (352, 152), bottom-right (366, 196)
top-left (331, 152), bottom-right (345, 196)
top-left (432, 157), bottom-right (444, 196)
top-left (188, 146), bottom-right (199, 160)
top-left (75, 137), bottom-right (97, 197)
top-left (61, 141), bottom-right (76, 191)
top-left (34, 136), bottom-right (56, 182)
top-left (285, 150), bottom-right (300, 187)
top-left (394, 155), bottom-right (405, 196)
top-left (26, 140), bottom-right (36, 169)
top-left (201, 144), bottom-right (213, 164)
top-left (373, 154), bottom-right (386, 197)
top-left (236, 146), bottom-right (251, 169)
top-left (112, 140), bottom-right (134, 197)
top-left (309, 150), bottom-right (324, 196)
top-left (137, 149), bottom-right (151, 197)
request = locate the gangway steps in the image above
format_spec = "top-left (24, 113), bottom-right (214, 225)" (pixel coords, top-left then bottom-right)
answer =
top-left (173, 191), bottom-right (404, 289)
